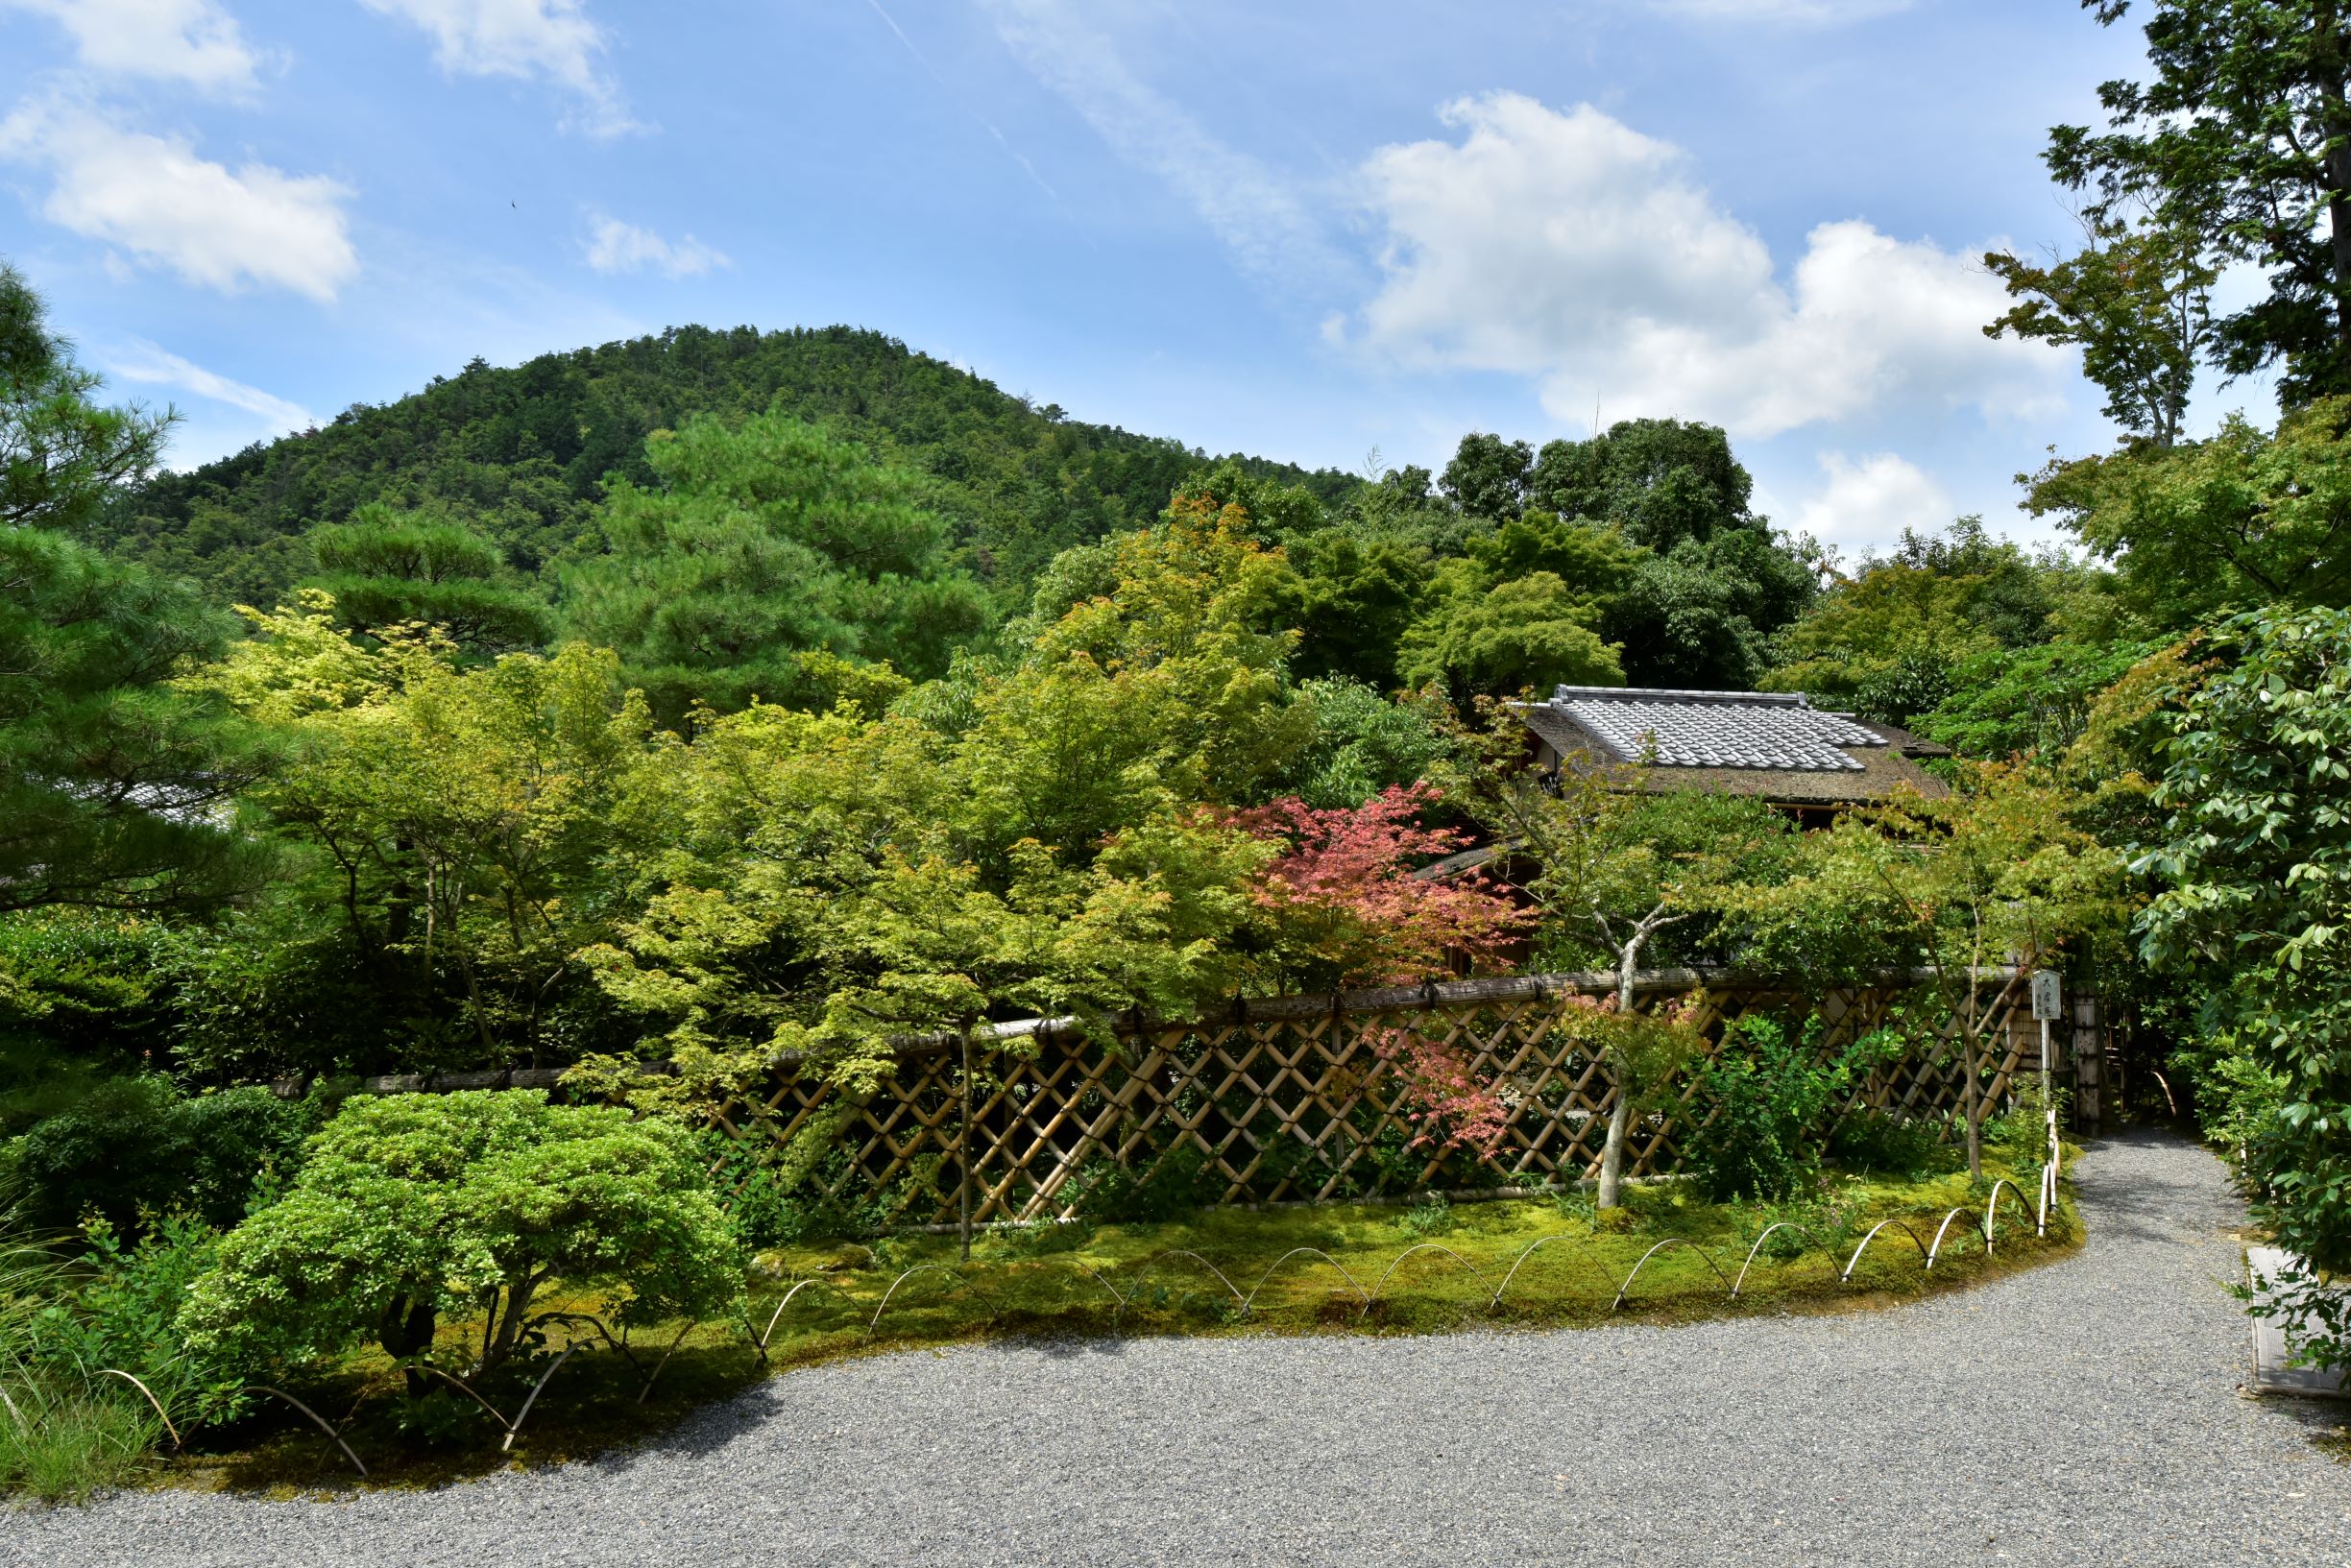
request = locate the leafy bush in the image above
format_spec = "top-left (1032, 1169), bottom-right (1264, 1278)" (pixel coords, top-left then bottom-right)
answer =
top-left (24, 1213), bottom-right (238, 1426)
top-left (180, 1091), bottom-right (744, 1389)
top-left (2244, 1255), bottom-right (2351, 1380)
top-left (1064, 1146), bottom-right (1222, 1224)
top-left (705, 1136), bottom-right (893, 1249)
top-left (3, 1078), bottom-right (318, 1238)
top-left (0, 1222), bottom-right (169, 1503)
top-left (2137, 606), bottom-right (2351, 1363)
top-left (1828, 1108), bottom-right (1947, 1178)
top-left (2177, 1032), bottom-right (2288, 1166)
top-left (1984, 1075), bottom-right (2068, 1185)
top-left (1681, 1017), bottom-right (1899, 1203)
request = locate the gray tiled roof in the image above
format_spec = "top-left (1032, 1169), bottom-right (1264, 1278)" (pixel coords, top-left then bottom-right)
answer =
top-left (1544, 686), bottom-right (1886, 772)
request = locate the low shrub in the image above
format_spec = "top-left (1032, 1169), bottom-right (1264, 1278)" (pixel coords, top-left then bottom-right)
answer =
top-left (1063, 1146), bottom-right (1222, 1224)
top-left (0, 1222), bottom-right (173, 1504)
top-left (1828, 1108), bottom-right (1948, 1177)
top-left (3, 1077), bottom-right (318, 1238)
top-left (1549, 1188), bottom-right (1598, 1228)
top-left (985, 1217), bottom-right (1094, 1258)
top-left (2175, 1032), bottom-right (2288, 1168)
top-left (1399, 1192), bottom-right (1455, 1238)
top-left (1984, 1075), bottom-right (2068, 1184)
top-left (704, 1137), bottom-right (894, 1249)
top-left (179, 1090), bottom-right (744, 1394)
top-left (23, 1213), bottom-right (238, 1427)
top-left (1735, 1190), bottom-right (1868, 1263)
top-left (390, 1388), bottom-right (493, 1450)
top-left (1681, 1017), bottom-right (1903, 1203)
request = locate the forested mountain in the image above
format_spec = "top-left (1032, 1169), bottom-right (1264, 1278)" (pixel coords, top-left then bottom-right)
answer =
top-left (86, 320), bottom-right (1827, 714)
top-left (88, 325), bottom-right (1359, 613)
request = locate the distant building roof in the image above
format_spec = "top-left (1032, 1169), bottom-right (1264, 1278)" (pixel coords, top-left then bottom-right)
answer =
top-left (1515, 686), bottom-right (1950, 807)
top-left (1543, 686), bottom-right (1883, 771)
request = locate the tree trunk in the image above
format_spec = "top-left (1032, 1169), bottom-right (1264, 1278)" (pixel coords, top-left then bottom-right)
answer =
top-left (957, 1025), bottom-right (974, 1265)
top-left (1961, 978), bottom-right (1984, 1179)
top-left (480, 1278), bottom-right (541, 1374)
top-left (1594, 938), bottom-right (1644, 1210)
top-left (456, 946), bottom-right (498, 1061)
top-left (1595, 1072), bottom-right (1636, 1211)
top-left (379, 1294), bottom-right (438, 1399)
top-left (2322, 4), bottom-right (2351, 373)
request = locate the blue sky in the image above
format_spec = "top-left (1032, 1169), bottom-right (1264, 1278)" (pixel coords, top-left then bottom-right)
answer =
top-left (0, 1), bottom-right (2274, 558)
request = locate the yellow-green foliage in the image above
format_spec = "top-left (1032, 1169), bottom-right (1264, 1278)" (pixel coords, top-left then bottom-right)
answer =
top-left (178, 1091), bottom-right (742, 1386)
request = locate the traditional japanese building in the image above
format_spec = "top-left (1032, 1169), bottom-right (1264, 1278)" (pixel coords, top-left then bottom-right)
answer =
top-left (1513, 684), bottom-right (1950, 828)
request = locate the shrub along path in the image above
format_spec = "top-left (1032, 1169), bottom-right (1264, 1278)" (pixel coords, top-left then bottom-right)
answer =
top-left (12, 1132), bottom-right (2350, 1567)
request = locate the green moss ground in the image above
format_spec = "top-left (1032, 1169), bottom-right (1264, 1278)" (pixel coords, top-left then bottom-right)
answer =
top-left (156, 1159), bottom-right (2079, 1495)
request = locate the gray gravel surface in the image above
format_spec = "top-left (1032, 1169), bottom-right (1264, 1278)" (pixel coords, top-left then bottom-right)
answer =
top-left (5, 1130), bottom-right (2345, 1567)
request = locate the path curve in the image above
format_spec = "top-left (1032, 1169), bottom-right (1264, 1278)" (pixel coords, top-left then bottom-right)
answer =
top-left (8, 1132), bottom-right (2348, 1567)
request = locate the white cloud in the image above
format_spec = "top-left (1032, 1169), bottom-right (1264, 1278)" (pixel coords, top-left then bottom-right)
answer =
top-left (1342, 93), bottom-right (2068, 441)
top-left (105, 339), bottom-right (315, 430)
top-left (0, 0), bottom-right (266, 95)
top-left (0, 101), bottom-right (357, 302)
top-left (1792, 451), bottom-right (1952, 551)
top-left (357, 0), bottom-right (638, 136)
top-left (581, 214), bottom-right (728, 278)
top-left (980, 0), bottom-right (1343, 288)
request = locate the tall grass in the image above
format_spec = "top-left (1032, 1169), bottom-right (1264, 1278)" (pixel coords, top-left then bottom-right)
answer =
top-left (0, 1391), bottom-right (158, 1502)
top-left (0, 1218), bottom-right (162, 1505)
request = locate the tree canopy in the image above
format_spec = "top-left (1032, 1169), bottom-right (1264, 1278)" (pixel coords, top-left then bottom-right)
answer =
top-left (561, 412), bottom-right (988, 722)
top-left (2053, 0), bottom-right (2351, 402)
top-left (0, 265), bottom-right (269, 916)
top-left (304, 504), bottom-right (552, 655)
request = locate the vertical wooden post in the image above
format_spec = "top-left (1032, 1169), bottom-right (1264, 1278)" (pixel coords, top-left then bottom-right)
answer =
top-left (2072, 993), bottom-right (2103, 1135)
top-left (958, 1024), bottom-right (974, 1264)
top-left (2000, 977), bottom-right (2039, 1105)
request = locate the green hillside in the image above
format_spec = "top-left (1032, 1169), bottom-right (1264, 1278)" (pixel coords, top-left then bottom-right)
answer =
top-left (89, 324), bottom-right (1359, 612)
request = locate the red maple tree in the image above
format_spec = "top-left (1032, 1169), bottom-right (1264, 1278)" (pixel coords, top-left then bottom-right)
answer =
top-left (1369, 1025), bottom-right (1514, 1157)
top-left (1232, 783), bottom-right (1530, 988)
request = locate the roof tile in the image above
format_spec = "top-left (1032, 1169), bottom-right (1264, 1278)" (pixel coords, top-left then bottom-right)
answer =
top-left (1545, 686), bottom-right (1885, 772)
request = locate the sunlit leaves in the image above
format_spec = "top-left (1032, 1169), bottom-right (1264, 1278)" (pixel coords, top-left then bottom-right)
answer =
top-left (2137, 604), bottom-right (2351, 1274)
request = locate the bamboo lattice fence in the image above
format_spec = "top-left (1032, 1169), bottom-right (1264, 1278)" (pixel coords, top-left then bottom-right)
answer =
top-left (699, 966), bottom-right (2051, 1228)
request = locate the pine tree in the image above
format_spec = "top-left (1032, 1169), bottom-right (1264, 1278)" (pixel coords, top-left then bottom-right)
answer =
top-left (560, 411), bottom-right (988, 725)
top-left (0, 261), bottom-right (267, 912)
top-left (306, 503), bottom-right (553, 654)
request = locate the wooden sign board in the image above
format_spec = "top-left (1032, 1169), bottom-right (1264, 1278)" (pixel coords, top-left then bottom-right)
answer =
top-left (2029, 969), bottom-right (2063, 1023)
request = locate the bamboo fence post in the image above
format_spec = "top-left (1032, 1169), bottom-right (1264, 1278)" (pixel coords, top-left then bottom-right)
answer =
top-left (958, 1022), bottom-right (974, 1265)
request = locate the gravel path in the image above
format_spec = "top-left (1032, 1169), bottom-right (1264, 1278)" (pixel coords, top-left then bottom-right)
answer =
top-left (6, 1131), bottom-right (2346, 1567)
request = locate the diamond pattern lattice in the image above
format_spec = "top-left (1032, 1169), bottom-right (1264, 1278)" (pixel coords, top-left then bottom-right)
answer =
top-left (702, 971), bottom-right (2041, 1226)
